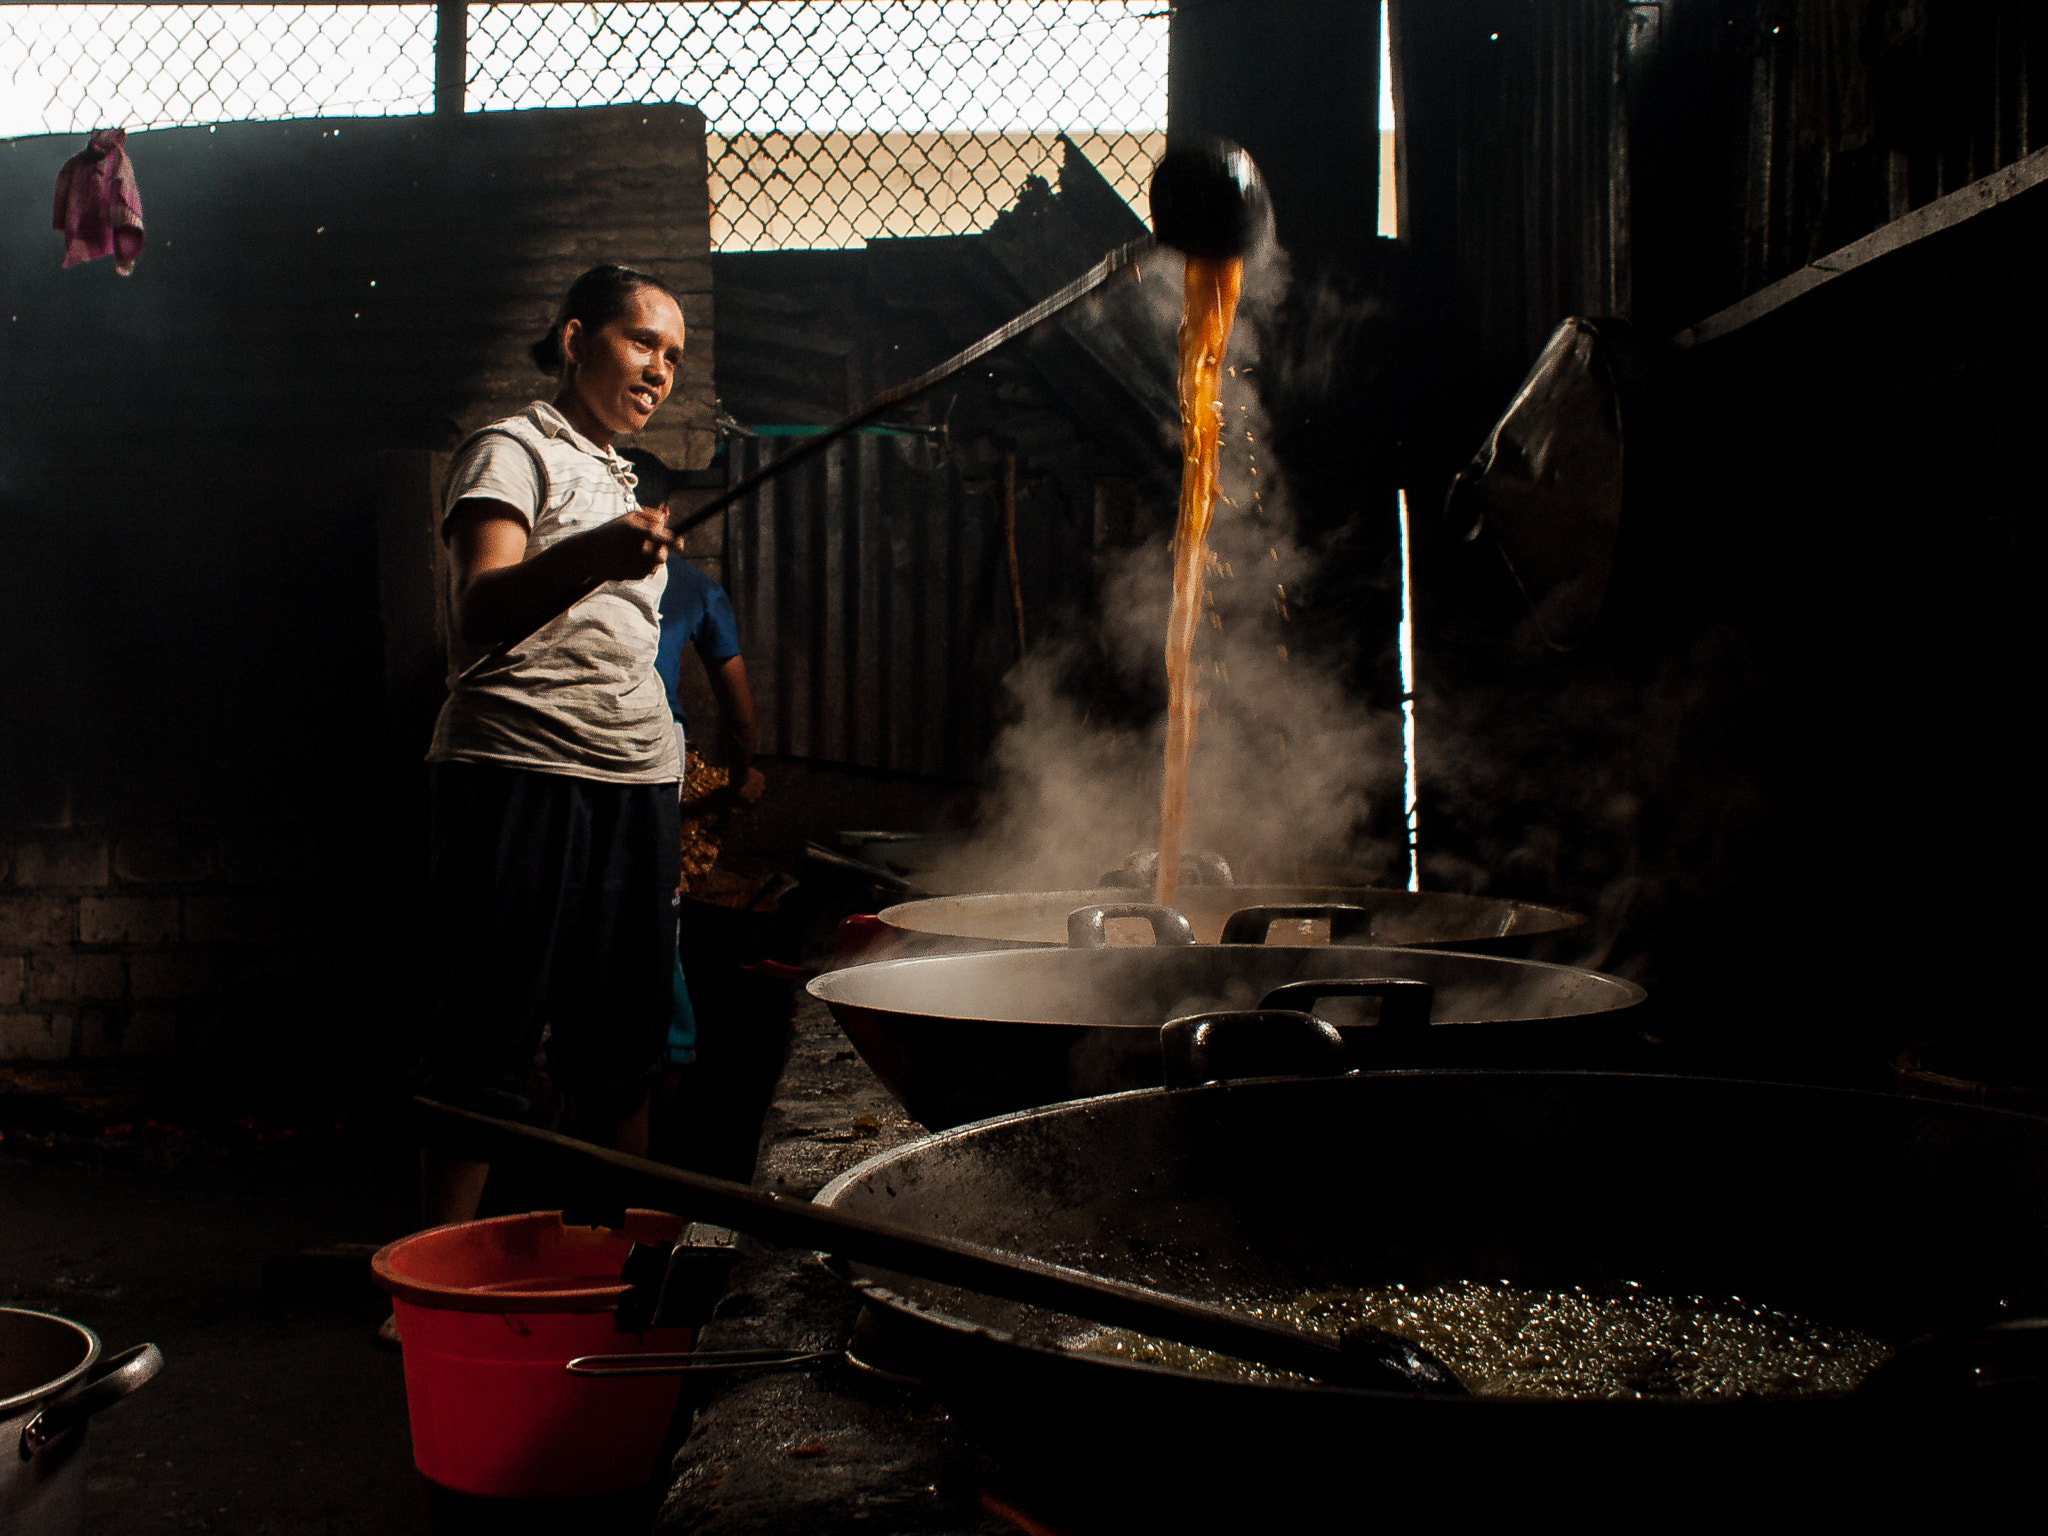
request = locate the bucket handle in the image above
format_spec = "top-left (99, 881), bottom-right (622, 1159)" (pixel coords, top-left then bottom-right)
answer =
top-left (565, 1347), bottom-right (836, 1378)
top-left (20, 1343), bottom-right (163, 1458)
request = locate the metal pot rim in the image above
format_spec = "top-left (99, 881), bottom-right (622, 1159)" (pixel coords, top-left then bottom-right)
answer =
top-left (0, 1307), bottom-right (101, 1417)
top-left (807, 943), bottom-right (1649, 1025)
top-left (877, 886), bottom-right (1587, 945)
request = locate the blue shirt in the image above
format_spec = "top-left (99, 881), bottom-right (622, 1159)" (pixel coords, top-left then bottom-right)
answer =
top-left (655, 562), bottom-right (742, 732)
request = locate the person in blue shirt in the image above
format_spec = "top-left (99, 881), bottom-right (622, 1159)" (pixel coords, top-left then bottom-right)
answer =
top-left (622, 448), bottom-right (765, 809)
top-left (621, 448), bottom-right (765, 1080)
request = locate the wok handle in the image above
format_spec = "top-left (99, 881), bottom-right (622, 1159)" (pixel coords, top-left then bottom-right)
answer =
top-left (1066, 903), bottom-right (1196, 949)
top-left (20, 1343), bottom-right (163, 1456)
top-left (1258, 978), bottom-right (1436, 1034)
top-left (1160, 1009), bottom-right (1348, 1089)
top-left (1221, 904), bottom-right (1375, 945)
top-left (410, 1096), bottom-right (1465, 1395)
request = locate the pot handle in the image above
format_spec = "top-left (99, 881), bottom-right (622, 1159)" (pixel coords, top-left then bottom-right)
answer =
top-left (20, 1343), bottom-right (164, 1457)
top-left (1221, 904), bottom-right (1375, 945)
top-left (1257, 978), bottom-right (1435, 1034)
top-left (1066, 904), bottom-right (1196, 949)
top-left (1161, 1009), bottom-right (1348, 1089)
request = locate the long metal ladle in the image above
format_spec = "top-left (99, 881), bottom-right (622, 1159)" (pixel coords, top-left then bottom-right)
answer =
top-left (661, 135), bottom-right (1273, 542)
top-left (412, 1094), bottom-right (1464, 1396)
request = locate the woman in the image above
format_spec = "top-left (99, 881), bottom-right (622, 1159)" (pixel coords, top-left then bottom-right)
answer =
top-left (415, 263), bottom-right (689, 1230)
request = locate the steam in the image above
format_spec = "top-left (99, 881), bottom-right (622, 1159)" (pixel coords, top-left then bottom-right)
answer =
top-left (924, 241), bottom-right (1404, 896)
top-left (1410, 635), bottom-right (1760, 985)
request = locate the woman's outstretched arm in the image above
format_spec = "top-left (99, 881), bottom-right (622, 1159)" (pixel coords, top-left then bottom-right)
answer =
top-left (447, 497), bottom-right (676, 646)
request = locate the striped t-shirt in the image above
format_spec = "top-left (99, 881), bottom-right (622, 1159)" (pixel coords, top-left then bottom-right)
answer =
top-left (426, 400), bottom-right (682, 784)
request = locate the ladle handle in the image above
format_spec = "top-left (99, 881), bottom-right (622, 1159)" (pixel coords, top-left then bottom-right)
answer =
top-left (1066, 903), bottom-right (1197, 949)
top-left (1257, 978), bottom-right (1436, 1034)
top-left (671, 238), bottom-right (1151, 538)
top-left (1221, 904), bottom-right (1375, 945)
top-left (1160, 1009), bottom-right (1348, 1089)
top-left (409, 1096), bottom-right (1464, 1396)
top-left (566, 1348), bottom-right (836, 1378)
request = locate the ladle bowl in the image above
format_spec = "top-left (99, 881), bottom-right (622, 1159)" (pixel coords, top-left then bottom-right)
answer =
top-left (1149, 135), bottom-right (1271, 259)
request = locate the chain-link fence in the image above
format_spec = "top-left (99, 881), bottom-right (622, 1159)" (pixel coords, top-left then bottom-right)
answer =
top-left (0, 6), bottom-right (440, 130)
top-left (2, 2), bottom-right (1168, 249)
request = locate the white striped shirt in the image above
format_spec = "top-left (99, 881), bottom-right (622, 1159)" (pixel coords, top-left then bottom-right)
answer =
top-left (426, 401), bottom-right (682, 784)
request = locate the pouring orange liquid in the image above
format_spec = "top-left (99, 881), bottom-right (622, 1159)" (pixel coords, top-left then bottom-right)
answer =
top-left (1157, 254), bottom-right (1244, 908)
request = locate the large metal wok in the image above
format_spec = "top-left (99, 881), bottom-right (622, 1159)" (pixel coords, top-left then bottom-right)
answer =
top-left (876, 883), bottom-right (1586, 953)
top-left (810, 904), bottom-right (1644, 1127)
top-left (819, 1070), bottom-right (2048, 1518)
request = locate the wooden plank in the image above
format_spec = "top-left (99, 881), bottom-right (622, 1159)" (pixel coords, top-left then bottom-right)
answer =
top-left (1672, 142), bottom-right (2048, 349)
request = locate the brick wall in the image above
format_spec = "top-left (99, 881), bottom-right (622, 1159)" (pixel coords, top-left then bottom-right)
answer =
top-left (1, 822), bottom-right (322, 1065)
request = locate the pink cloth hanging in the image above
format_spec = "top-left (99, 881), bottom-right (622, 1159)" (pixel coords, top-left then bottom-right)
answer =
top-left (53, 128), bottom-right (145, 275)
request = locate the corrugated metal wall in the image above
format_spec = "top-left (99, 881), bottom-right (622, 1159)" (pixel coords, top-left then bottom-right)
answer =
top-left (1629, 0), bottom-right (2048, 334)
top-left (1395, 0), bottom-right (1634, 413)
top-left (1395, 0), bottom-right (2048, 394)
top-left (722, 432), bottom-right (1095, 779)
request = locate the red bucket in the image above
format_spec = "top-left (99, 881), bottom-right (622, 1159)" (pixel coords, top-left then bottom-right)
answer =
top-left (372, 1210), bottom-right (692, 1499)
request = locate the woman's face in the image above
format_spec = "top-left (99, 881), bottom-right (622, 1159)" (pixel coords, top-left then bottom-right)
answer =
top-left (560, 286), bottom-right (686, 440)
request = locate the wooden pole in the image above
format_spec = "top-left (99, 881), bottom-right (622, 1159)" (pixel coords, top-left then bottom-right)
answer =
top-left (434, 1), bottom-right (467, 118)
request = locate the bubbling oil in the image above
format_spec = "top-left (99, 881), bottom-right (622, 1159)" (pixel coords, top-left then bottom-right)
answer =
top-left (1081, 1279), bottom-right (1893, 1399)
top-left (1157, 254), bottom-right (1244, 909)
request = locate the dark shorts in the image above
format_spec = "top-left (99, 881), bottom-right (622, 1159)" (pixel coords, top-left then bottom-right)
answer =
top-left (418, 762), bottom-right (681, 1123)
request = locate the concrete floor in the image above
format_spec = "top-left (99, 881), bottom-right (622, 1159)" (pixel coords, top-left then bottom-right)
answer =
top-left (0, 1147), bottom-right (421, 1534)
top-left (658, 996), bottom-right (1008, 1535)
top-left (0, 991), bottom-right (1006, 1536)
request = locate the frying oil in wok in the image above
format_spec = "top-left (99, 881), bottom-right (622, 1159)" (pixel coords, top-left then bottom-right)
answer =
top-left (1081, 1279), bottom-right (1892, 1399)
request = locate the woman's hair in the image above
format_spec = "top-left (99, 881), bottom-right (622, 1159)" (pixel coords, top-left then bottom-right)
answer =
top-left (530, 264), bottom-right (677, 374)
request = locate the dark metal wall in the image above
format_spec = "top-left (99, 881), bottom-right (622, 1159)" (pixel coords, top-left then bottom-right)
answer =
top-left (1629, 0), bottom-right (2048, 336)
top-left (1394, 0), bottom-right (1637, 447)
top-left (705, 140), bottom-right (1174, 782)
top-left (1168, 0), bottom-right (1382, 268)
top-left (1382, 1), bottom-right (2048, 1075)
top-left (1390, 0), bottom-right (2048, 455)
top-left (721, 432), bottom-right (1096, 780)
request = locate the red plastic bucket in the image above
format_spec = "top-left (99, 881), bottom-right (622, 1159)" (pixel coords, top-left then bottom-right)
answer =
top-left (372, 1210), bottom-right (692, 1498)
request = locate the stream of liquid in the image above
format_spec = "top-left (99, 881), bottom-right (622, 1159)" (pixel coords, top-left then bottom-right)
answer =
top-left (1081, 1279), bottom-right (1893, 1400)
top-left (1157, 254), bottom-right (1245, 908)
